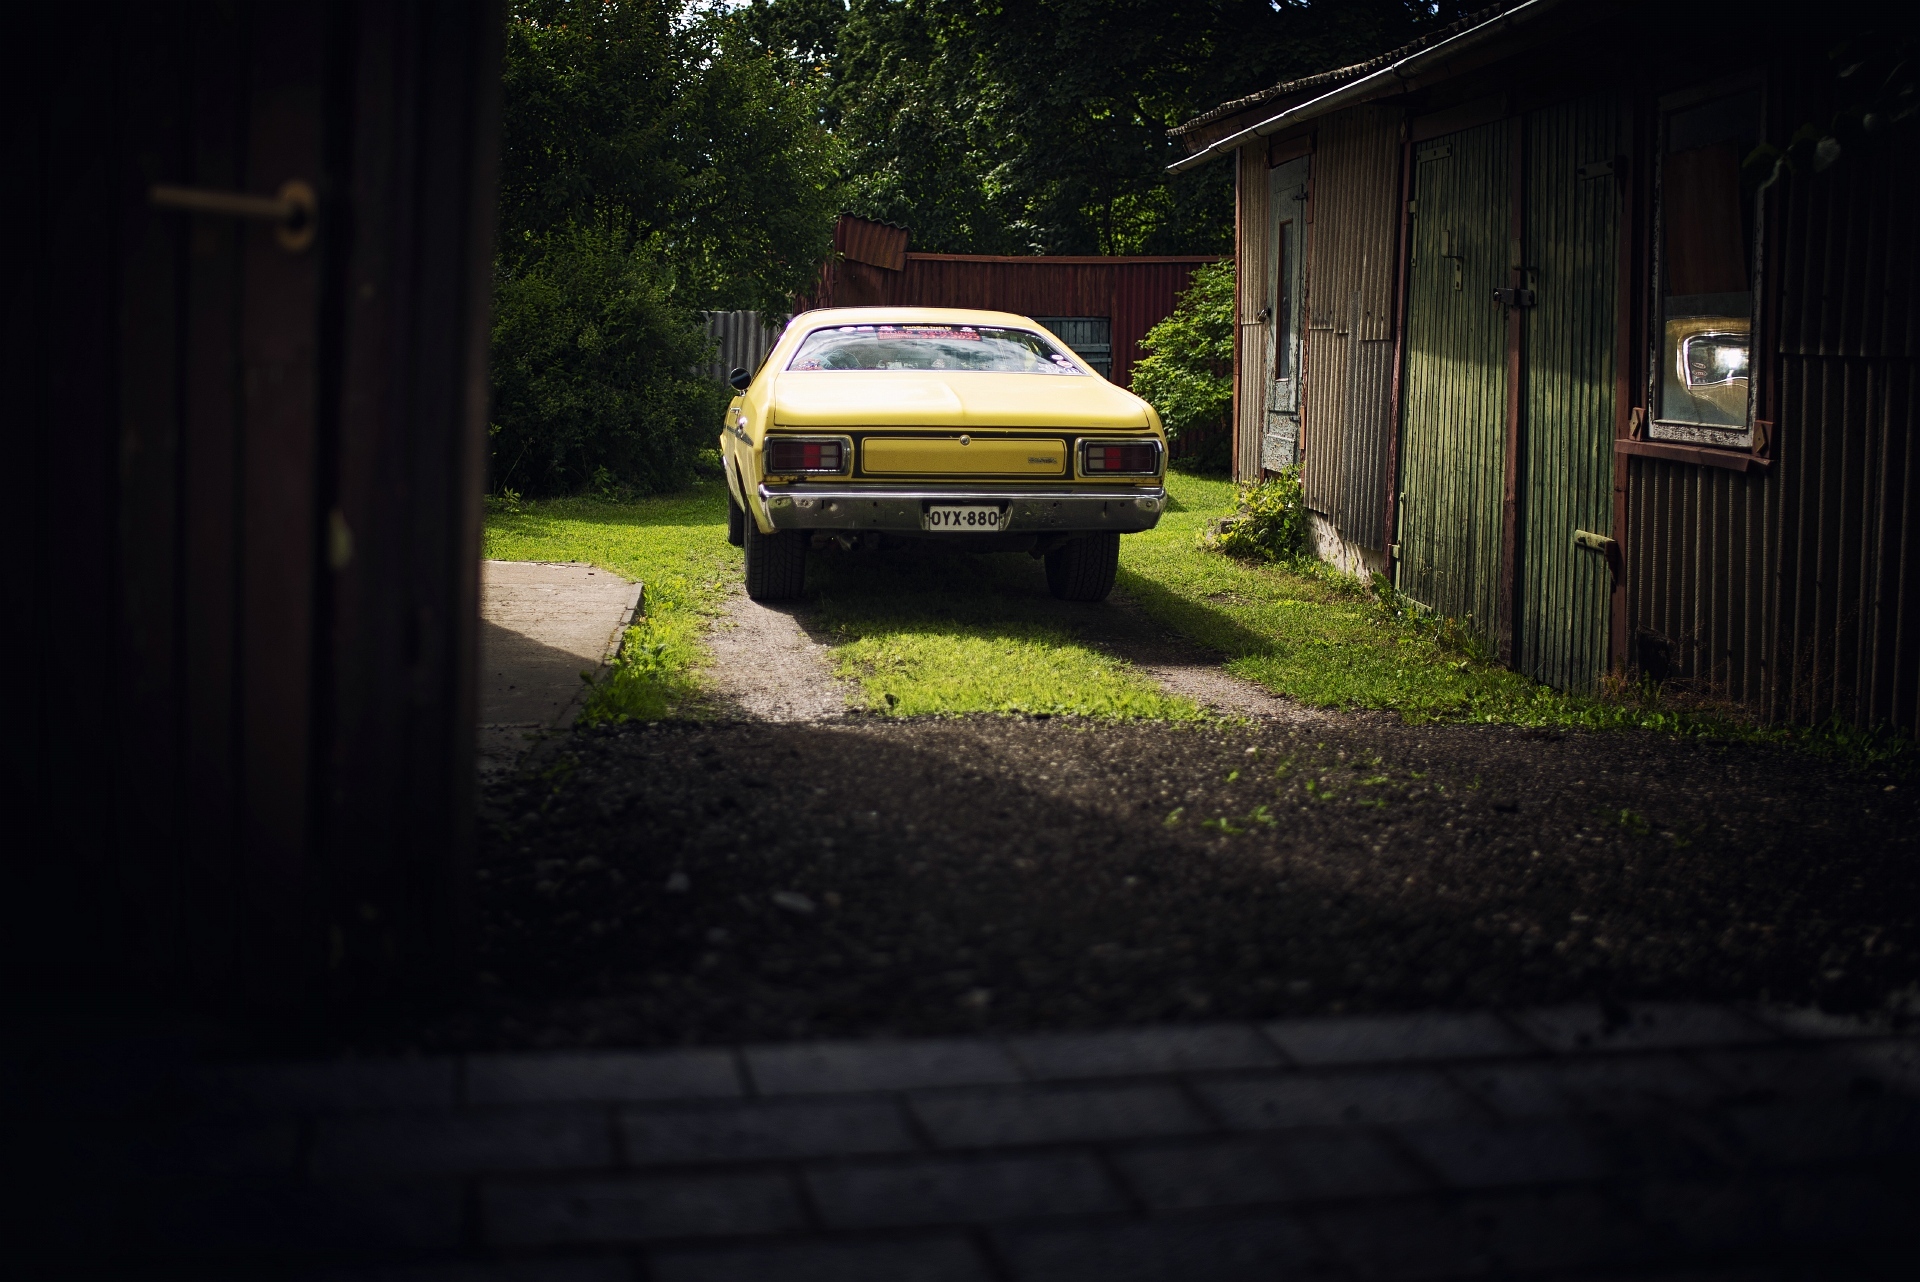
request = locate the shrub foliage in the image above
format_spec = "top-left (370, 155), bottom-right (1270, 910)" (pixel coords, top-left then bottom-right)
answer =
top-left (491, 228), bottom-right (727, 497)
top-left (492, 0), bottom-right (841, 498)
top-left (1130, 260), bottom-right (1233, 443)
top-left (1201, 466), bottom-right (1308, 563)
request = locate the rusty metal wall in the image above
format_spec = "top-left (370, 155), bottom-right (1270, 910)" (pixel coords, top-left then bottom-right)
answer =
top-left (890, 256), bottom-right (1219, 390)
top-left (1626, 457), bottom-right (1773, 704)
top-left (1338, 329), bottom-right (1396, 546)
top-left (702, 310), bottom-right (785, 382)
top-left (800, 211), bottom-right (1217, 391)
top-left (1302, 106), bottom-right (1402, 527)
top-left (1519, 94), bottom-right (1620, 693)
top-left (1396, 118), bottom-right (1512, 638)
top-left (836, 214), bottom-right (909, 270)
top-left (1236, 142), bottom-right (1271, 478)
top-left (1627, 88), bottom-right (1919, 735)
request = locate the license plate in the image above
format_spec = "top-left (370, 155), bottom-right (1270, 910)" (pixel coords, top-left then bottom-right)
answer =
top-left (922, 504), bottom-right (1007, 532)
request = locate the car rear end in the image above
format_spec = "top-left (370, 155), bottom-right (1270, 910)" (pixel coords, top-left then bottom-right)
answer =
top-left (730, 310), bottom-right (1169, 601)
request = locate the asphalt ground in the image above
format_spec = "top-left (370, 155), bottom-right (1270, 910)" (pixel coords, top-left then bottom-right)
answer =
top-left (438, 711), bottom-right (1919, 1052)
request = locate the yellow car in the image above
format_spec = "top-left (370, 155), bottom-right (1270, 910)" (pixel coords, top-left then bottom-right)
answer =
top-left (719, 306), bottom-right (1169, 603)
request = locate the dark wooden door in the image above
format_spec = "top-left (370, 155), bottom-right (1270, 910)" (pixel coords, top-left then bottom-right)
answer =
top-left (6, 1), bottom-right (502, 1020)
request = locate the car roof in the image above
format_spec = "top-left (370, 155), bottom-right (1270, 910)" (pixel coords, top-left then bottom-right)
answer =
top-left (788, 306), bottom-right (1045, 330)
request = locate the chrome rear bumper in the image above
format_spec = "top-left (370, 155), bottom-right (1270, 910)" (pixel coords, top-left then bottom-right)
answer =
top-left (757, 483), bottom-right (1167, 534)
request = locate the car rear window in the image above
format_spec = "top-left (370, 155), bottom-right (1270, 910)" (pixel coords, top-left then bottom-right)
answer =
top-left (787, 324), bottom-right (1084, 374)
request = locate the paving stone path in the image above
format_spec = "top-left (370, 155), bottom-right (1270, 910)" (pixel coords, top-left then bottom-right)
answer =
top-left (52, 1002), bottom-right (1917, 1277)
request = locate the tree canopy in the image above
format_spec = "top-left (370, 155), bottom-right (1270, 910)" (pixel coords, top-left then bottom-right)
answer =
top-left (491, 0), bottom-right (846, 496)
top-left (487, 0), bottom-right (1476, 495)
top-left (500, 0), bottom-right (843, 313)
top-left (745, 0), bottom-right (1472, 255)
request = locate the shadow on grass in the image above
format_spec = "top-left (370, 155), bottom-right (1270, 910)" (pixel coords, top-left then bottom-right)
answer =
top-left (1114, 565), bottom-right (1285, 662)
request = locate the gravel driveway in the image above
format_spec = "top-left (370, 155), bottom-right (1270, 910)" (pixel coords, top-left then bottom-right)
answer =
top-left (446, 692), bottom-right (1916, 1051)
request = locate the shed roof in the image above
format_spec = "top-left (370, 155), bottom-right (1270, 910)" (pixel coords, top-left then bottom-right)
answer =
top-left (1166, 2), bottom-right (1521, 141)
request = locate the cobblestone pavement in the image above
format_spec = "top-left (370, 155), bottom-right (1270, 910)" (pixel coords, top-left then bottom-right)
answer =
top-left (40, 1003), bottom-right (1917, 1278)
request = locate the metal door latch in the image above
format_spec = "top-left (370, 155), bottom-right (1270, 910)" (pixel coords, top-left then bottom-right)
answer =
top-left (1575, 528), bottom-right (1622, 585)
top-left (149, 179), bottom-right (318, 253)
top-left (1492, 287), bottom-right (1536, 307)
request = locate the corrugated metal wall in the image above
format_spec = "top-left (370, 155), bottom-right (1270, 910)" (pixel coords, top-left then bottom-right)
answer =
top-left (702, 310), bottom-right (785, 382)
top-left (1519, 95), bottom-right (1620, 693)
top-left (1302, 107), bottom-right (1401, 536)
top-left (1626, 458), bottom-right (1773, 704)
top-left (1339, 322), bottom-right (1397, 546)
top-left (1236, 142), bottom-right (1271, 479)
top-left (1768, 116), bottom-right (1918, 734)
top-left (1397, 118), bottom-right (1512, 638)
top-left (1628, 89), bottom-right (1920, 735)
top-left (837, 215), bottom-right (909, 270)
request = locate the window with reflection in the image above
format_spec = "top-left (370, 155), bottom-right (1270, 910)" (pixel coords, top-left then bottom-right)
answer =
top-left (1652, 88), bottom-right (1762, 445)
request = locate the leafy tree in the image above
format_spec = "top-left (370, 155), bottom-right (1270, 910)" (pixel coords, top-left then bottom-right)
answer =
top-left (492, 0), bottom-right (843, 495)
top-left (500, 0), bottom-right (842, 311)
top-left (749, 0), bottom-right (1463, 254)
top-left (491, 227), bottom-right (727, 498)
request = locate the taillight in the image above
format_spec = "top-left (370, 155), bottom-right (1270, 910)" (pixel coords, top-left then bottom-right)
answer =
top-left (1080, 440), bottom-right (1160, 475)
top-left (765, 437), bottom-right (847, 474)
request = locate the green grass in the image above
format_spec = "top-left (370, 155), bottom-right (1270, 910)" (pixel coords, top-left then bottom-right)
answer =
top-left (1123, 472), bottom-right (1916, 763)
top-left (483, 482), bottom-right (739, 722)
top-left (478, 471), bottom-right (1914, 769)
top-left (1120, 471), bottom-right (1597, 724)
top-left (810, 550), bottom-right (1201, 719)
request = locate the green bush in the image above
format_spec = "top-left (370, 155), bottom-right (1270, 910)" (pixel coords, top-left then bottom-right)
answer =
top-left (1130, 259), bottom-right (1233, 441)
top-left (489, 227), bottom-right (727, 498)
top-left (1201, 466), bottom-right (1307, 563)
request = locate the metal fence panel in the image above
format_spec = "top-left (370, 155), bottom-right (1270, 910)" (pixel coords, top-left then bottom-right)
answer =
top-left (703, 310), bottom-right (786, 383)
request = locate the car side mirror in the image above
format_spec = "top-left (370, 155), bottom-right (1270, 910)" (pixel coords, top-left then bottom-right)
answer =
top-left (727, 367), bottom-right (752, 392)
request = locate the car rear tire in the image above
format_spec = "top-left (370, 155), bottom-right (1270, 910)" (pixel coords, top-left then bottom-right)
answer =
top-left (725, 481), bottom-right (745, 547)
top-left (1045, 532), bottom-right (1120, 602)
top-left (743, 518), bottom-right (806, 601)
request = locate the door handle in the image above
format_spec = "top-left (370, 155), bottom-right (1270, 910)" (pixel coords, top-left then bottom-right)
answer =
top-left (149, 179), bottom-right (317, 253)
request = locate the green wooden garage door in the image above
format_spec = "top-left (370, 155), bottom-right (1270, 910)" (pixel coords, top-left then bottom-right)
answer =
top-left (1396, 119), bottom-right (1511, 643)
top-left (1519, 95), bottom-right (1620, 693)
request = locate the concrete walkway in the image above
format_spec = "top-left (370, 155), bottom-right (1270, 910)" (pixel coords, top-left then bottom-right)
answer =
top-left (61, 1003), bottom-right (1916, 1277)
top-left (479, 560), bottom-right (644, 774)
